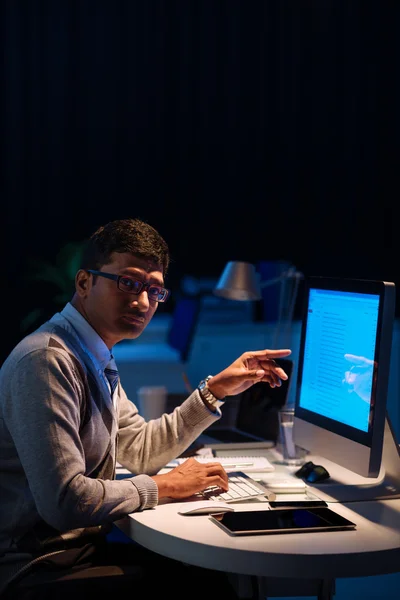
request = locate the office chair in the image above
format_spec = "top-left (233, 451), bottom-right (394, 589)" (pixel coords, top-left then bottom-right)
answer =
top-left (164, 294), bottom-right (202, 400)
top-left (166, 295), bottom-right (202, 364)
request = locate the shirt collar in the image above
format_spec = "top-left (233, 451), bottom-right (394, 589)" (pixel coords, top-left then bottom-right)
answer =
top-left (57, 302), bottom-right (112, 369)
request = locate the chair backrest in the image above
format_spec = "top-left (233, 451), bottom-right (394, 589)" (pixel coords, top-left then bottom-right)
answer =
top-left (166, 295), bottom-right (202, 363)
top-left (235, 357), bottom-right (294, 442)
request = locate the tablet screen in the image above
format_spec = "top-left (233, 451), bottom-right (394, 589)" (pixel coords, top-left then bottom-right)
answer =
top-left (210, 507), bottom-right (356, 536)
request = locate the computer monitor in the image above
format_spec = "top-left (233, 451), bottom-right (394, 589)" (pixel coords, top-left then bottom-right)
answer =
top-left (293, 276), bottom-right (400, 501)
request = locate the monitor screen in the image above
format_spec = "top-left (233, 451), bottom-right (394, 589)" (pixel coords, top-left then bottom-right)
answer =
top-left (294, 276), bottom-right (396, 479)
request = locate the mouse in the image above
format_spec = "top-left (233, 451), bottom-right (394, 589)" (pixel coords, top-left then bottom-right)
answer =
top-left (295, 461), bottom-right (330, 483)
top-left (178, 501), bottom-right (235, 515)
top-left (294, 461), bottom-right (315, 479)
top-left (306, 465), bottom-right (330, 483)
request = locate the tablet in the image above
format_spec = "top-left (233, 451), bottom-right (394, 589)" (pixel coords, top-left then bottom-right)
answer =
top-left (209, 507), bottom-right (357, 536)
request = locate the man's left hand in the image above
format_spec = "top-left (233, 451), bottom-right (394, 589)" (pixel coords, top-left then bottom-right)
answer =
top-left (207, 348), bottom-right (292, 399)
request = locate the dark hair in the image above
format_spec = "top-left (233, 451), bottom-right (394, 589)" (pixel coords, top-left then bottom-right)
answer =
top-left (80, 218), bottom-right (170, 276)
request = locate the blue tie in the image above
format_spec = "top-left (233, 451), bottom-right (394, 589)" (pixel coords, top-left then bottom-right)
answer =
top-left (105, 356), bottom-right (119, 397)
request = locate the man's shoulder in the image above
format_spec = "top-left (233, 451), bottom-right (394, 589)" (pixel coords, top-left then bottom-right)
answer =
top-left (2, 322), bottom-right (74, 370)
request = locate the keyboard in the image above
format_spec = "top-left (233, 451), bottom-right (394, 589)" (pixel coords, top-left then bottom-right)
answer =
top-left (196, 471), bottom-right (276, 503)
top-left (165, 455), bottom-right (275, 473)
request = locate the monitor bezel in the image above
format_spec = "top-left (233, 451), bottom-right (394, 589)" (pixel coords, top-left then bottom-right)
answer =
top-left (294, 276), bottom-right (394, 453)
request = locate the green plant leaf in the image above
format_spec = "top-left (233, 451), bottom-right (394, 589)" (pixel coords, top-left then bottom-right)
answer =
top-left (19, 238), bottom-right (86, 332)
top-left (20, 308), bottom-right (46, 333)
top-left (56, 240), bottom-right (86, 281)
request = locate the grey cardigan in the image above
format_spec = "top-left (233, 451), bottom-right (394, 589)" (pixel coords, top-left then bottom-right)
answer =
top-left (0, 313), bottom-right (219, 589)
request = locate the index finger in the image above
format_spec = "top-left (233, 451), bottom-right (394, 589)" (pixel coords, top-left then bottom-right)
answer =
top-left (248, 349), bottom-right (292, 360)
top-left (344, 353), bottom-right (374, 366)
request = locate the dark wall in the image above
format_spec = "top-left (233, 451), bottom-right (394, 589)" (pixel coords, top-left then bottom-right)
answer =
top-left (1, 0), bottom-right (399, 361)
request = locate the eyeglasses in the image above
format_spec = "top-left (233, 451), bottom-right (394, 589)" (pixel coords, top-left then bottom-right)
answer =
top-left (87, 270), bottom-right (170, 303)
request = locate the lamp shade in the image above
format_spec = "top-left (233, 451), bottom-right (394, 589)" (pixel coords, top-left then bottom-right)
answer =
top-left (213, 261), bottom-right (262, 301)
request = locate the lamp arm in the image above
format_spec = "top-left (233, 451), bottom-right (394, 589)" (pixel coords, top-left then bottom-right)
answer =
top-left (259, 275), bottom-right (285, 288)
top-left (259, 268), bottom-right (302, 289)
top-left (270, 268), bottom-right (303, 348)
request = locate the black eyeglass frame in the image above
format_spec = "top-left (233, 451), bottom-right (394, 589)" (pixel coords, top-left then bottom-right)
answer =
top-left (87, 270), bottom-right (170, 303)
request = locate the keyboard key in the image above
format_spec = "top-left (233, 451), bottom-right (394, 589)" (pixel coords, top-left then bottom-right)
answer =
top-left (199, 471), bottom-right (276, 503)
top-left (166, 456), bottom-right (275, 472)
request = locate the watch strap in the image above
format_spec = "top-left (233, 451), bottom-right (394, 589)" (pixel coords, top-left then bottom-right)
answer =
top-left (198, 375), bottom-right (225, 408)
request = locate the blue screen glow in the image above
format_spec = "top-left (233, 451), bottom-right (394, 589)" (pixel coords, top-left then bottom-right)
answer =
top-left (298, 289), bottom-right (379, 432)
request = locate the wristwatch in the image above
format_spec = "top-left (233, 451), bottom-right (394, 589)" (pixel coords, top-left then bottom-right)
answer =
top-left (198, 375), bottom-right (225, 409)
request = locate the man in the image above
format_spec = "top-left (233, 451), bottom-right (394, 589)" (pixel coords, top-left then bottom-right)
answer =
top-left (0, 218), bottom-right (291, 599)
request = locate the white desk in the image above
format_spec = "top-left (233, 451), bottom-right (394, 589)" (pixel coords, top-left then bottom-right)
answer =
top-left (116, 453), bottom-right (400, 600)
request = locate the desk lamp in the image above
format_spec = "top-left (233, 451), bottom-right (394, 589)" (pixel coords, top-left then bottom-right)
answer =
top-left (213, 261), bottom-right (303, 347)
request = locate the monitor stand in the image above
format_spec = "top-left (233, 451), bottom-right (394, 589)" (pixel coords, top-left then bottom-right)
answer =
top-left (305, 414), bottom-right (400, 503)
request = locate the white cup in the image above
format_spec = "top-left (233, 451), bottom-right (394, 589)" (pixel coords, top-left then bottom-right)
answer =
top-left (137, 386), bottom-right (168, 421)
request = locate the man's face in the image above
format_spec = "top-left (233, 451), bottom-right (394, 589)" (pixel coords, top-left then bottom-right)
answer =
top-left (74, 252), bottom-right (165, 348)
